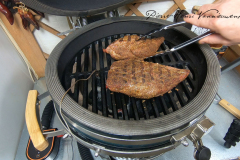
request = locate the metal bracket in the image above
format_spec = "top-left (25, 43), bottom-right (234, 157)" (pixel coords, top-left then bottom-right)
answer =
top-left (188, 133), bottom-right (204, 150)
top-left (171, 116), bottom-right (214, 160)
top-left (43, 129), bottom-right (67, 138)
top-left (171, 116), bottom-right (215, 145)
top-left (35, 100), bottom-right (42, 133)
top-left (37, 91), bottom-right (50, 101)
top-left (91, 144), bottom-right (105, 157)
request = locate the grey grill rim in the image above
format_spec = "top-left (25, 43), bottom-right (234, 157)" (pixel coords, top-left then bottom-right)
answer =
top-left (45, 17), bottom-right (220, 136)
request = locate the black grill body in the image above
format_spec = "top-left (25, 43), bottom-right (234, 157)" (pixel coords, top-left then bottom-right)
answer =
top-left (46, 17), bottom-right (220, 157)
top-left (21, 0), bottom-right (133, 16)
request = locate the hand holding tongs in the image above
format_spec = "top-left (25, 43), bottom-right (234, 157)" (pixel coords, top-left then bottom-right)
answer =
top-left (139, 21), bottom-right (213, 56)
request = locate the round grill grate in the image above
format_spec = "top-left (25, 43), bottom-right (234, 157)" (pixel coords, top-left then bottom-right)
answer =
top-left (62, 34), bottom-right (204, 120)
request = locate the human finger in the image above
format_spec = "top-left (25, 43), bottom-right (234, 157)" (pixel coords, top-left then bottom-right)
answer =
top-left (184, 14), bottom-right (217, 31)
top-left (199, 33), bottom-right (231, 45)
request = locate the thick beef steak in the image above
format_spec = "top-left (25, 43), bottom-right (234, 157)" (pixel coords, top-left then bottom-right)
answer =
top-left (103, 35), bottom-right (165, 60)
top-left (106, 60), bottom-right (190, 99)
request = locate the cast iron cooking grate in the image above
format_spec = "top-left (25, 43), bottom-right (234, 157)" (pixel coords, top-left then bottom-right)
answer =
top-left (62, 34), bottom-right (199, 120)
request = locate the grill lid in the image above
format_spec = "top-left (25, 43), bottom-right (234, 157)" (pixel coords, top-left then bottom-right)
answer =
top-left (20, 0), bottom-right (133, 16)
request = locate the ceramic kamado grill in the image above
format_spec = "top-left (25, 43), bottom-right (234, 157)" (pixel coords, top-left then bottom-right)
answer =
top-left (24, 1), bottom-right (220, 160)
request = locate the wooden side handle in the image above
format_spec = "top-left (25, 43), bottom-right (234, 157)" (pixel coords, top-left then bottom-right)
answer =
top-left (25, 90), bottom-right (49, 151)
top-left (219, 99), bottom-right (240, 119)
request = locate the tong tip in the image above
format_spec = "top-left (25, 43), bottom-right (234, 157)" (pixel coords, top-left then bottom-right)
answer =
top-left (137, 35), bottom-right (147, 41)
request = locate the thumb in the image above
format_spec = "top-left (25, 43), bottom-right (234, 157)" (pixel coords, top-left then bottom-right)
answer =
top-left (199, 34), bottom-right (230, 45)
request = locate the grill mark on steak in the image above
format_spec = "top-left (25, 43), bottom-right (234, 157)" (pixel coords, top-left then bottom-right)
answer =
top-left (132, 61), bottom-right (136, 85)
top-left (106, 59), bottom-right (190, 99)
top-left (140, 61), bottom-right (145, 83)
top-left (128, 35), bottom-right (131, 41)
top-left (149, 62), bottom-right (154, 81)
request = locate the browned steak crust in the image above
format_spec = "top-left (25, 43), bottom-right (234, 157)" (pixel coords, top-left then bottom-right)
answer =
top-left (103, 35), bottom-right (165, 60)
top-left (106, 60), bottom-right (190, 99)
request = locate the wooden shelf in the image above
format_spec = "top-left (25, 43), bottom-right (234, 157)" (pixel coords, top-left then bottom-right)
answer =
top-left (0, 13), bottom-right (46, 79)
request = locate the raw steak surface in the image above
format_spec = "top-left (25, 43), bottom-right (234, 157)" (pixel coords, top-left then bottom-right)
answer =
top-left (103, 35), bottom-right (165, 60)
top-left (106, 60), bottom-right (190, 99)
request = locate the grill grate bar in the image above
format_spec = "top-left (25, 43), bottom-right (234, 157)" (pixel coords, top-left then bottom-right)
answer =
top-left (159, 96), bottom-right (170, 115)
top-left (146, 99), bottom-right (153, 118)
top-left (121, 95), bottom-right (129, 120)
top-left (111, 91), bottom-right (118, 119)
top-left (135, 99), bottom-right (144, 119)
top-left (104, 38), bottom-right (114, 118)
top-left (163, 54), bottom-right (171, 62)
top-left (65, 65), bottom-right (73, 92)
top-left (151, 99), bottom-right (160, 117)
top-left (106, 89), bottom-right (112, 116)
top-left (127, 98), bottom-right (134, 120)
top-left (83, 49), bottom-right (89, 109)
top-left (175, 89), bottom-right (187, 106)
top-left (148, 57), bottom-right (154, 62)
top-left (92, 43), bottom-right (97, 113)
top-left (142, 101), bottom-right (150, 119)
top-left (154, 97), bottom-right (163, 113)
top-left (131, 98), bottom-right (139, 120)
top-left (73, 55), bottom-right (81, 102)
top-left (145, 100), bottom-right (156, 118)
top-left (104, 36), bottom-right (119, 119)
top-left (106, 37), bottom-right (112, 70)
top-left (167, 93), bottom-right (179, 111)
top-left (168, 53), bottom-right (176, 62)
top-left (181, 81), bottom-right (192, 99)
top-left (115, 93), bottom-right (122, 118)
top-left (99, 41), bottom-right (108, 117)
top-left (186, 77), bottom-right (195, 91)
top-left (176, 52), bottom-right (186, 61)
top-left (185, 65), bottom-right (194, 80)
top-left (173, 51), bottom-right (182, 61)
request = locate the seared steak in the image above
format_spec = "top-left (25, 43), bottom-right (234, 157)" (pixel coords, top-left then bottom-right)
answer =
top-left (106, 60), bottom-right (190, 99)
top-left (103, 35), bottom-right (165, 60)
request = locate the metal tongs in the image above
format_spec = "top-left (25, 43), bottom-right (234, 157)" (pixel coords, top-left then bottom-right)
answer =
top-left (139, 21), bottom-right (213, 56)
